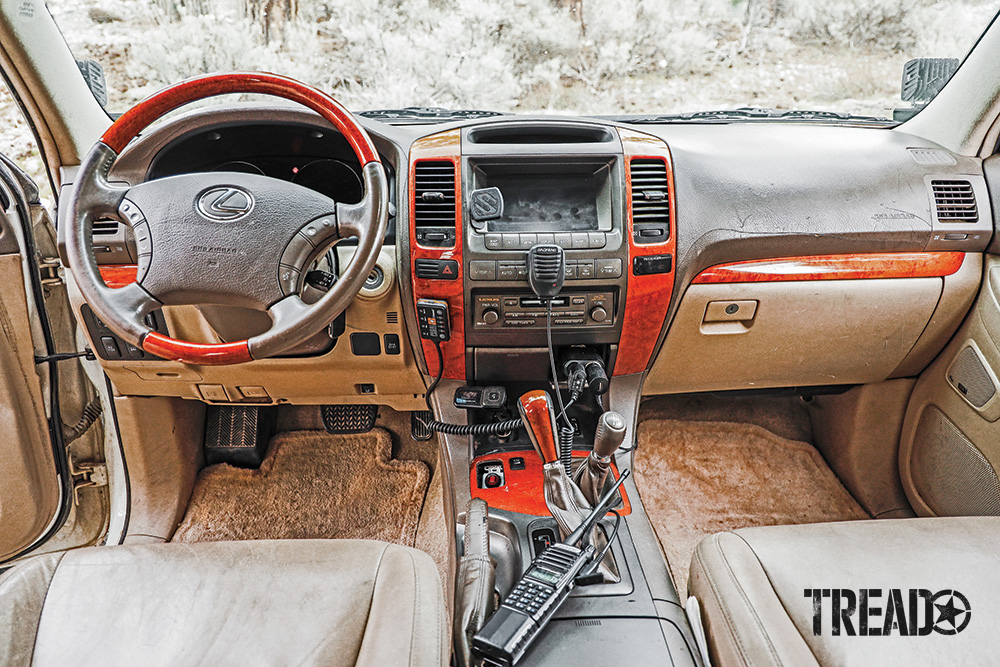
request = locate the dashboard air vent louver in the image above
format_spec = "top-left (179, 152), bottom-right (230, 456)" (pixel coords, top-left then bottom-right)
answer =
top-left (931, 179), bottom-right (978, 223)
top-left (413, 160), bottom-right (456, 228)
top-left (92, 220), bottom-right (120, 235)
top-left (629, 158), bottom-right (670, 244)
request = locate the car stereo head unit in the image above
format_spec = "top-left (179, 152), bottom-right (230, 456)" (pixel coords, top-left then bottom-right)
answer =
top-left (468, 160), bottom-right (614, 234)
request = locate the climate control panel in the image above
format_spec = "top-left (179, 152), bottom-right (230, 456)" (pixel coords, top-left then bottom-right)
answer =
top-left (473, 292), bottom-right (615, 330)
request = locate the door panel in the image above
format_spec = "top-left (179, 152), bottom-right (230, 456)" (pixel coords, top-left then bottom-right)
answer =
top-left (0, 187), bottom-right (60, 559)
top-left (901, 255), bottom-right (1000, 516)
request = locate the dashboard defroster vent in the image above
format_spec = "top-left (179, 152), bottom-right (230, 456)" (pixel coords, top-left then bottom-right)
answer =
top-left (629, 158), bottom-right (670, 244)
top-left (931, 179), bottom-right (978, 223)
top-left (413, 160), bottom-right (457, 247)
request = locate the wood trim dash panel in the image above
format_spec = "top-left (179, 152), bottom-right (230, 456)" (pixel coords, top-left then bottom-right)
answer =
top-left (692, 252), bottom-right (966, 284)
top-left (615, 129), bottom-right (677, 376)
top-left (409, 130), bottom-right (466, 379)
top-left (470, 449), bottom-right (632, 517)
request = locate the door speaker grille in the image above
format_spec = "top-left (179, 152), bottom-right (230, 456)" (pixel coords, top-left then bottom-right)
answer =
top-left (910, 406), bottom-right (1000, 516)
top-left (948, 346), bottom-right (996, 408)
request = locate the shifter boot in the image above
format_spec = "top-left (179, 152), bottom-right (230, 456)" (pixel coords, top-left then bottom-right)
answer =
top-left (574, 454), bottom-right (612, 507)
top-left (542, 462), bottom-right (620, 584)
top-left (455, 498), bottom-right (496, 667)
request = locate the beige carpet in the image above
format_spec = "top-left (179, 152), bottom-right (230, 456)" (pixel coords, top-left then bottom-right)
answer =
top-left (635, 419), bottom-right (868, 597)
top-left (172, 429), bottom-right (430, 546)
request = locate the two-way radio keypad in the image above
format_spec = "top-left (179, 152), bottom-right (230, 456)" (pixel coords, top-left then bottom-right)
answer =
top-left (504, 580), bottom-right (551, 617)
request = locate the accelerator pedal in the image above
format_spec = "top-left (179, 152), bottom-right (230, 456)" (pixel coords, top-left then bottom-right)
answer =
top-left (321, 404), bottom-right (377, 434)
top-left (204, 405), bottom-right (274, 468)
top-left (411, 410), bottom-right (434, 441)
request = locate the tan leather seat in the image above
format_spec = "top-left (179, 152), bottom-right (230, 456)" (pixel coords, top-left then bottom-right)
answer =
top-left (689, 518), bottom-right (1000, 667)
top-left (0, 539), bottom-right (448, 667)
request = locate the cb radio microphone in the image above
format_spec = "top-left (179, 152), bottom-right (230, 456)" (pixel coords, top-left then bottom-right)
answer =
top-left (527, 244), bottom-right (565, 299)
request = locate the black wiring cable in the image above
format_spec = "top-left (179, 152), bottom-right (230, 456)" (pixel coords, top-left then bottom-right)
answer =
top-left (547, 300), bottom-right (575, 476)
top-left (422, 340), bottom-right (522, 436)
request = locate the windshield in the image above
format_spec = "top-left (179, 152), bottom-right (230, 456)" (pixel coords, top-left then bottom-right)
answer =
top-left (37, 0), bottom-right (1000, 121)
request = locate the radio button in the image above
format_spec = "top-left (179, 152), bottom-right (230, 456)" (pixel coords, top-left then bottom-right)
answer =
top-left (590, 306), bottom-right (608, 322)
top-left (588, 232), bottom-right (606, 248)
top-left (519, 233), bottom-right (537, 249)
top-left (485, 234), bottom-right (503, 250)
top-left (555, 318), bottom-right (584, 325)
top-left (554, 233), bottom-right (573, 249)
top-left (596, 258), bottom-right (623, 278)
top-left (498, 265), bottom-right (517, 280)
top-left (571, 296), bottom-right (587, 305)
top-left (470, 261), bottom-right (497, 281)
top-left (482, 308), bottom-right (500, 324)
top-left (537, 233), bottom-right (554, 245)
top-left (502, 234), bottom-right (520, 249)
top-left (571, 232), bottom-right (589, 249)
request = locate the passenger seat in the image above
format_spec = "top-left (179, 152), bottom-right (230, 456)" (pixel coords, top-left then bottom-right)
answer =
top-left (689, 518), bottom-right (998, 666)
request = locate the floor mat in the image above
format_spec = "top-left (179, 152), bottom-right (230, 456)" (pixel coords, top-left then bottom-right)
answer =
top-left (634, 419), bottom-right (868, 597)
top-left (172, 429), bottom-right (430, 546)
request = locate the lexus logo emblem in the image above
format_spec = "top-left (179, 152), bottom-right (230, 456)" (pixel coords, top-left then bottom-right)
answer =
top-left (196, 187), bottom-right (254, 221)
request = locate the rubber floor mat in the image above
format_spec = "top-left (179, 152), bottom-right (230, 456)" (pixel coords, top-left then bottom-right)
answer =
top-left (172, 429), bottom-right (430, 546)
top-left (634, 419), bottom-right (868, 597)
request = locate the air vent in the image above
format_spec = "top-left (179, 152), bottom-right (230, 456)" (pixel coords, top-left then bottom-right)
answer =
top-left (386, 311), bottom-right (399, 325)
top-left (629, 158), bottom-right (670, 244)
top-left (92, 220), bottom-right (120, 235)
top-left (413, 160), bottom-right (456, 228)
top-left (931, 179), bottom-right (978, 222)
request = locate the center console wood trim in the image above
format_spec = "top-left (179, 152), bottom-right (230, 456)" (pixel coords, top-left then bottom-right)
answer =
top-left (614, 129), bottom-right (677, 376)
top-left (409, 129), bottom-right (466, 379)
top-left (471, 449), bottom-right (632, 517)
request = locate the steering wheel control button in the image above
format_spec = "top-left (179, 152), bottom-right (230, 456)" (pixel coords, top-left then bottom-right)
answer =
top-left (350, 332), bottom-right (381, 356)
top-left (280, 234), bottom-right (314, 270)
top-left (196, 186), bottom-right (254, 222)
top-left (278, 265), bottom-right (301, 295)
top-left (299, 215), bottom-right (337, 247)
top-left (118, 199), bottom-right (145, 226)
top-left (384, 333), bottom-right (401, 355)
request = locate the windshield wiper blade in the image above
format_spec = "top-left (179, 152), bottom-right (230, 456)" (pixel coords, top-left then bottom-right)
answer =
top-left (358, 107), bottom-right (504, 123)
top-left (606, 107), bottom-right (894, 126)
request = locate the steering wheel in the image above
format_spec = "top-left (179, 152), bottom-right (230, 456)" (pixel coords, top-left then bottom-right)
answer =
top-left (65, 72), bottom-right (387, 365)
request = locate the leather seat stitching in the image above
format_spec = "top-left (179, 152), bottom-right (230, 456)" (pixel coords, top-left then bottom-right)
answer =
top-left (733, 533), bottom-right (820, 665)
top-left (714, 534), bottom-right (786, 666)
top-left (29, 552), bottom-right (68, 664)
top-left (695, 540), bottom-right (753, 667)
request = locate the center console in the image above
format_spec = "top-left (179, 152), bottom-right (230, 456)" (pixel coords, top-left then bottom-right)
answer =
top-left (406, 123), bottom-right (696, 666)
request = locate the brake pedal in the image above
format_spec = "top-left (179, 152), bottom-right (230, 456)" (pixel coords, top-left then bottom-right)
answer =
top-left (321, 404), bottom-right (377, 434)
top-left (411, 410), bottom-right (434, 441)
top-left (204, 405), bottom-right (273, 468)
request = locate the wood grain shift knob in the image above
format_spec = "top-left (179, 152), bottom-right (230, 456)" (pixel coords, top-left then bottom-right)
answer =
top-left (517, 390), bottom-right (559, 464)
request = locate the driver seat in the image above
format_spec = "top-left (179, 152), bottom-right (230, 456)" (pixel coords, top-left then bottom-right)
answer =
top-left (0, 539), bottom-right (448, 666)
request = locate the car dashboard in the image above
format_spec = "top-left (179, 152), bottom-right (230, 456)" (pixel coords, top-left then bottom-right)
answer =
top-left (73, 103), bottom-right (993, 407)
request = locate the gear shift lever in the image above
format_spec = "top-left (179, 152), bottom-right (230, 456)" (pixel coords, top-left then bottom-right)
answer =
top-left (519, 390), bottom-right (620, 583)
top-left (575, 411), bottom-right (627, 506)
top-left (517, 390), bottom-right (559, 465)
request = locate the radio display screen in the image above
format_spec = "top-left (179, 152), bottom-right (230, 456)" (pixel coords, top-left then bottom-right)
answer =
top-left (487, 172), bottom-right (599, 232)
top-left (472, 161), bottom-right (612, 233)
